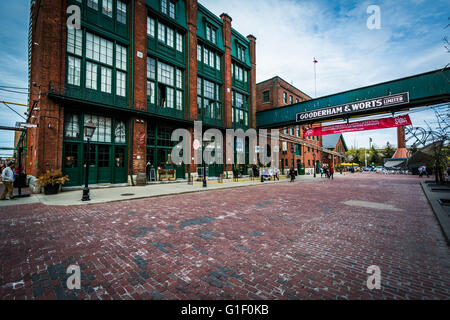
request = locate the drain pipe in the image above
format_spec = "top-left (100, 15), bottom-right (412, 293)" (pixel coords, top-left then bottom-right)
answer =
top-left (128, 0), bottom-right (135, 186)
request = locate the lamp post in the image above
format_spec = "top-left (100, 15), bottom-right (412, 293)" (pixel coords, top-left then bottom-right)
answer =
top-left (313, 152), bottom-right (316, 178)
top-left (82, 121), bottom-right (96, 201)
top-left (202, 140), bottom-right (207, 188)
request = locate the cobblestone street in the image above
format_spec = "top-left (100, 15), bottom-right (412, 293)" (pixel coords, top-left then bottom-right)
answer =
top-left (0, 174), bottom-right (449, 300)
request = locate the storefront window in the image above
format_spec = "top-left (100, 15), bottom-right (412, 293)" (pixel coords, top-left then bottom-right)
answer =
top-left (84, 114), bottom-right (112, 142)
top-left (65, 114), bottom-right (80, 139)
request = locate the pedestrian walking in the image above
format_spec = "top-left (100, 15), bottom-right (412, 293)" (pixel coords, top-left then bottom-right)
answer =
top-left (289, 168), bottom-right (295, 182)
top-left (323, 167), bottom-right (328, 179)
top-left (424, 165), bottom-right (430, 178)
top-left (320, 166), bottom-right (324, 178)
top-left (330, 167), bottom-right (334, 180)
top-left (418, 166), bottom-right (423, 177)
top-left (274, 167), bottom-right (279, 181)
top-left (1, 162), bottom-right (16, 200)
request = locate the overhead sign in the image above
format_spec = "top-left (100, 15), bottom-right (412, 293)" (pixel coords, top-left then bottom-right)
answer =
top-left (304, 115), bottom-right (412, 136)
top-left (296, 92), bottom-right (409, 122)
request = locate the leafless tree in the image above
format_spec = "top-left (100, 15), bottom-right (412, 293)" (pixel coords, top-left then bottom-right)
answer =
top-left (423, 105), bottom-right (450, 184)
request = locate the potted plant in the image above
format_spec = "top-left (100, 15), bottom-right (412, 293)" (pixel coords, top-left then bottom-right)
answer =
top-left (36, 170), bottom-right (70, 195)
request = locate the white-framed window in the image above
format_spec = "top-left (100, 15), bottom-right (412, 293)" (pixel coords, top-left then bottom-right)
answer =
top-left (86, 33), bottom-right (113, 66)
top-left (101, 67), bottom-right (112, 93)
top-left (216, 54), bottom-right (221, 71)
top-left (209, 51), bottom-right (214, 68)
top-left (67, 28), bottom-right (83, 56)
top-left (161, 0), bottom-right (167, 14)
top-left (176, 90), bottom-right (183, 110)
top-left (147, 17), bottom-right (155, 37)
top-left (86, 62), bottom-right (98, 90)
top-left (176, 69), bottom-right (183, 89)
top-left (65, 114), bottom-right (80, 138)
top-left (168, 1), bottom-right (175, 19)
top-left (166, 28), bottom-right (174, 47)
top-left (87, 0), bottom-right (98, 10)
top-left (84, 115), bottom-right (112, 143)
top-left (197, 45), bottom-right (202, 61)
top-left (206, 24), bottom-right (216, 44)
top-left (102, 0), bottom-right (113, 18)
top-left (115, 121), bottom-right (126, 143)
top-left (158, 23), bottom-right (165, 42)
top-left (147, 81), bottom-right (155, 104)
top-left (166, 88), bottom-right (174, 108)
top-left (116, 71), bottom-right (126, 97)
top-left (116, 44), bottom-right (127, 71)
top-left (157, 61), bottom-right (174, 85)
top-left (117, 0), bottom-right (127, 24)
top-left (147, 57), bottom-right (156, 80)
top-left (197, 77), bottom-right (202, 96)
top-left (67, 56), bottom-right (81, 86)
top-left (204, 48), bottom-right (209, 65)
top-left (176, 33), bottom-right (183, 52)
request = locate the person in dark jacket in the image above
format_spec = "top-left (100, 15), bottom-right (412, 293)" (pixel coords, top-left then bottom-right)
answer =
top-left (289, 168), bottom-right (295, 182)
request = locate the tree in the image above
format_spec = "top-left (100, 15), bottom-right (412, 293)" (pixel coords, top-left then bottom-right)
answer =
top-left (424, 107), bottom-right (449, 184)
top-left (383, 142), bottom-right (396, 159)
top-left (369, 146), bottom-right (382, 166)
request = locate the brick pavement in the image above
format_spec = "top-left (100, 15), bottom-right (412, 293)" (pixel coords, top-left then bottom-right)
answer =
top-left (0, 174), bottom-right (449, 300)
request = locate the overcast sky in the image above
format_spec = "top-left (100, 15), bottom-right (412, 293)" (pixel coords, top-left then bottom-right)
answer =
top-left (0, 0), bottom-right (448, 156)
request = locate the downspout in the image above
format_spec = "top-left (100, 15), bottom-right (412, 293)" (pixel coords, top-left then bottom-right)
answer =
top-left (186, 7), bottom-right (189, 121)
top-left (128, 0), bottom-right (135, 186)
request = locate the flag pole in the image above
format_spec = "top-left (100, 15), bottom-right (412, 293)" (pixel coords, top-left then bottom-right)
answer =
top-left (313, 57), bottom-right (318, 98)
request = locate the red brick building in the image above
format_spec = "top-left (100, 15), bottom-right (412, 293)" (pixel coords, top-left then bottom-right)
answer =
top-left (256, 77), bottom-right (325, 174)
top-left (26, 0), bottom-right (256, 186)
top-left (321, 133), bottom-right (348, 168)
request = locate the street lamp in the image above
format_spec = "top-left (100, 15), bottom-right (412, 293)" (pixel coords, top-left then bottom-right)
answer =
top-left (82, 120), bottom-right (96, 201)
top-left (313, 152), bottom-right (316, 178)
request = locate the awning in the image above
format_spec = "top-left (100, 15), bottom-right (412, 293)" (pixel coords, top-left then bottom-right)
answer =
top-left (384, 160), bottom-right (405, 168)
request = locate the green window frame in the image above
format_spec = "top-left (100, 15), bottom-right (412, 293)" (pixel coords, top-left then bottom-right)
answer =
top-left (231, 90), bottom-right (249, 126)
top-left (147, 56), bottom-right (184, 111)
top-left (197, 77), bottom-right (222, 121)
top-left (262, 91), bottom-right (270, 103)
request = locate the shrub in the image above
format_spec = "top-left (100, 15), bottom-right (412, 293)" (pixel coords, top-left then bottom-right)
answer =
top-left (36, 170), bottom-right (70, 187)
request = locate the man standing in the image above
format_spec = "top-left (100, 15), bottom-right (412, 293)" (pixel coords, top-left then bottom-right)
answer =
top-left (330, 166), bottom-right (334, 180)
top-left (1, 162), bottom-right (16, 200)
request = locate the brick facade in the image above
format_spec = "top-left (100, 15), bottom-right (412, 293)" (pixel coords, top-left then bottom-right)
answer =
top-left (256, 77), bottom-right (324, 173)
top-left (26, 0), bottom-right (256, 185)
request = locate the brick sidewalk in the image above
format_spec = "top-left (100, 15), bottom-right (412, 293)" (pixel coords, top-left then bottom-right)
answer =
top-left (0, 174), bottom-right (449, 300)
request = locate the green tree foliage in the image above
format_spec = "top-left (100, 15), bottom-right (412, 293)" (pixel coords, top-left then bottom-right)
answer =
top-left (383, 142), bottom-right (396, 159)
top-left (369, 146), bottom-right (382, 166)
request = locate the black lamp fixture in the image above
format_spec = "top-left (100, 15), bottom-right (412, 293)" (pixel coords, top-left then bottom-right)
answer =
top-left (82, 120), bottom-right (96, 201)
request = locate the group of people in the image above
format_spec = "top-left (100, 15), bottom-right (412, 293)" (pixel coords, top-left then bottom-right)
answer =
top-left (418, 165), bottom-right (430, 178)
top-left (0, 161), bottom-right (16, 200)
top-left (320, 165), bottom-right (335, 180)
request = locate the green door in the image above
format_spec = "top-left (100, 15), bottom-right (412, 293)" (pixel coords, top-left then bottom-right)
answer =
top-left (97, 145), bottom-right (111, 184)
top-left (83, 144), bottom-right (98, 185)
top-left (113, 146), bottom-right (127, 183)
top-left (63, 143), bottom-right (82, 186)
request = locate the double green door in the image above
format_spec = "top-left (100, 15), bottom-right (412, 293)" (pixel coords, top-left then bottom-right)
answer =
top-left (63, 143), bottom-right (127, 186)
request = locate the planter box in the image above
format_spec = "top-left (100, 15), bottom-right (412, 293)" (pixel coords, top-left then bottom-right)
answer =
top-left (44, 184), bottom-right (60, 195)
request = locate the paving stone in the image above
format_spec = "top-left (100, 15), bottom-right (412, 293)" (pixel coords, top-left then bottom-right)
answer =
top-left (1, 175), bottom-right (449, 300)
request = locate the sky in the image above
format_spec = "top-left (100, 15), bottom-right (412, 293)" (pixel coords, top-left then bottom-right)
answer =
top-left (0, 0), bottom-right (448, 157)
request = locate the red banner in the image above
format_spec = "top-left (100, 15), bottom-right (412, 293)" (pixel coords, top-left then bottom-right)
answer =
top-left (304, 115), bottom-right (412, 136)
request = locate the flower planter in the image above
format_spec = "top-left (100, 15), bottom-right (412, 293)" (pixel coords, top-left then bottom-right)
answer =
top-left (44, 184), bottom-right (60, 195)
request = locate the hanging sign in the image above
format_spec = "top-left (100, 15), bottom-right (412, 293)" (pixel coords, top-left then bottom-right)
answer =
top-left (296, 92), bottom-right (409, 122)
top-left (304, 115), bottom-right (412, 136)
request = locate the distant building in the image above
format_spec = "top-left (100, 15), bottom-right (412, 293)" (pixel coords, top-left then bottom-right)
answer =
top-left (322, 134), bottom-right (348, 167)
top-left (256, 77), bottom-right (344, 173)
